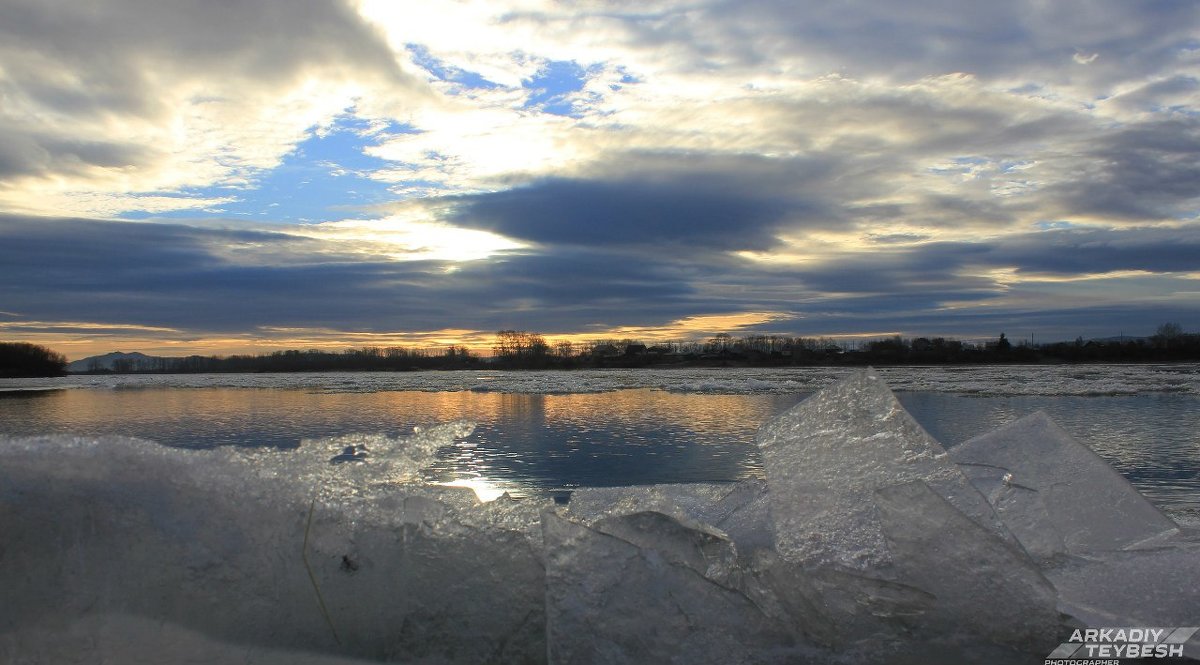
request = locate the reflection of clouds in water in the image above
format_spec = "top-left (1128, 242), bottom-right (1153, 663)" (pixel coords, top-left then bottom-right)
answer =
top-left (541, 390), bottom-right (781, 439)
top-left (307, 389), bottom-right (781, 439)
top-left (418, 390), bottom-right (777, 497)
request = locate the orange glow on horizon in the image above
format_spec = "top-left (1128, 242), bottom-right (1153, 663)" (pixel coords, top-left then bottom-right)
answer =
top-left (5, 312), bottom-right (927, 362)
top-left (3, 312), bottom-right (797, 360)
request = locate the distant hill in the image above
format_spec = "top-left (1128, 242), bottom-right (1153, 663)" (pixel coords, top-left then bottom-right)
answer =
top-left (67, 351), bottom-right (165, 373)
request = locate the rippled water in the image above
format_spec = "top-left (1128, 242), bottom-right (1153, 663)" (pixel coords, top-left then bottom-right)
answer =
top-left (2, 366), bottom-right (1198, 517)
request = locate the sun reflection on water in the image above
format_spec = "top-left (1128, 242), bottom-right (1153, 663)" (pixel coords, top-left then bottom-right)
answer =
top-left (436, 475), bottom-right (513, 502)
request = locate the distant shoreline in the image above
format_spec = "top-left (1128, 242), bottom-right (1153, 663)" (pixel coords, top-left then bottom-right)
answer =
top-left (62, 355), bottom-right (1200, 376)
top-left (10, 329), bottom-right (1198, 378)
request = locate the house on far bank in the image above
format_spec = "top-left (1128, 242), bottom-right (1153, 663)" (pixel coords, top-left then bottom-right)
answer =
top-left (590, 343), bottom-right (620, 359)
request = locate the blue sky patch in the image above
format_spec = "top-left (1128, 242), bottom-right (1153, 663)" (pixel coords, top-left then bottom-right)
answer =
top-left (523, 60), bottom-right (597, 116)
top-left (122, 115), bottom-right (411, 224)
top-left (1034, 220), bottom-right (1078, 230)
top-left (406, 43), bottom-right (500, 90)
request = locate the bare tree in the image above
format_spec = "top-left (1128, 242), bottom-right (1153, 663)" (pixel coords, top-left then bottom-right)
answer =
top-left (1154, 322), bottom-right (1184, 349)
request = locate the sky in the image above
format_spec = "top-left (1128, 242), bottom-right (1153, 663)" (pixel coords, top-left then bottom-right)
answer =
top-left (1, 0), bottom-right (1198, 360)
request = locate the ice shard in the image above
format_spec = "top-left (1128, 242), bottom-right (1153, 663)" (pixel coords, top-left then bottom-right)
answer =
top-left (565, 479), bottom-right (774, 555)
top-left (542, 510), bottom-right (800, 664)
top-left (1048, 540), bottom-right (1200, 621)
top-left (948, 411), bottom-right (1178, 559)
top-left (874, 481), bottom-right (1060, 659)
top-left (1048, 532), bottom-right (1200, 659)
top-left (0, 434), bottom-right (548, 664)
top-left (744, 481), bottom-right (1060, 664)
top-left (747, 548), bottom-right (935, 656)
top-left (1, 614), bottom-right (391, 665)
top-left (757, 369), bottom-right (1010, 569)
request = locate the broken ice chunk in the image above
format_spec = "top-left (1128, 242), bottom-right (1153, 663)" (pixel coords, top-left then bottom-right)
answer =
top-left (1047, 542), bottom-right (1200, 660)
top-left (543, 510), bottom-right (795, 664)
top-left (955, 465), bottom-right (1067, 561)
top-left (329, 444), bottom-right (369, 463)
top-left (748, 547), bottom-right (938, 655)
top-left (592, 510), bottom-right (740, 584)
top-left (874, 481), bottom-right (1060, 657)
top-left (1047, 540), bottom-right (1200, 622)
top-left (0, 434), bottom-right (546, 664)
top-left (1, 613), bottom-right (407, 665)
top-left (949, 411), bottom-right (1178, 559)
top-left (565, 479), bottom-right (774, 555)
top-left (757, 369), bottom-right (1010, 569)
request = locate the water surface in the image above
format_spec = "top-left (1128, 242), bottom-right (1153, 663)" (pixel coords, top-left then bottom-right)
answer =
top-left (2, 368), bottom-right (1197, 516)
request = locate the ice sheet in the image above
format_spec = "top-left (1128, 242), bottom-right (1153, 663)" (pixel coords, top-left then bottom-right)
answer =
top-left (949, 411), bottom-right (1179, 559)
top-left (564, 480), bottom-right (774, 555)
top-left (738, 481), bottom-right (1058, 664)
top-left (1047, 537), bottom-right (1200, 661)
top-left (757, 368), bottom-right (1010, 568)
top-left (4, 363), bottom-right (1196, 395)
top-left (542, 510), bottom-right (803, 664)
top-left (1, 614), bottom-right (385, 665)
top-left (874, 481), bottom-right (1060, 657)
top-left (1048, 542), bottom-right (1200, 623)
top-left (0, 431), bottom-right (548, 664)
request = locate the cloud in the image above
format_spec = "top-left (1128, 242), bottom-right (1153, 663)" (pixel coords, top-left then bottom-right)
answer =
top-left (1108, 75), bottom-right (1200, 115)
top-left (0, 0), bottom-right (429, 215)
top-left (4, 214), bottom-right (1196, 355)
top-left (973, 226), bottom-right (1200, 275)
top-left (1036, 119), bottom-right (1200, 221)
top-left (784, 226), bottom-right (1200, 295)
top-left (1, 1), bottom-right (1198, 350)
top-left (5, 0), bottom-right (1194, 233)
top-left (441, 153), bottom-right (846, 251)
top-left (0, 215), bottom-right (706, 335)
top-left (461, 0), bottom-right (1197, 101)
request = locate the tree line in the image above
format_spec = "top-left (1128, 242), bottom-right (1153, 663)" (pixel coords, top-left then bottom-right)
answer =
top-left (487, 325), bottom-right (1200, 369)
top-left (4, 323), bottom-right (1197, 377)
top-left (0, 342), bottom-right (68, 378)
top-left (83, 346), bottom-right (478, 374)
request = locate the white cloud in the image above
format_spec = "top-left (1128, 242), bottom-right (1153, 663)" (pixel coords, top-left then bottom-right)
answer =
top-left (367, 98), bottom-right (588, 192)
top-left (297, 213), bottom-right (528, 263)
top-left (1, 0), bottom-right (1197, 259)
top-left (0, 0), bottom-right (431, 216)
